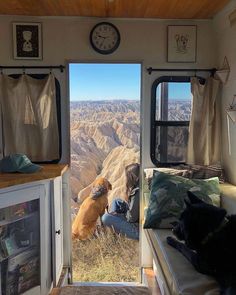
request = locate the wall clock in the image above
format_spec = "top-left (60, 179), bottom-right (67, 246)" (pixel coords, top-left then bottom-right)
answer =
top-left (90, 22), bottom-right (120, 55)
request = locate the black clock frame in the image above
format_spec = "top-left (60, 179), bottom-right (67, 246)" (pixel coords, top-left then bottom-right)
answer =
top-left (89, 22), bottom-right (121, 55)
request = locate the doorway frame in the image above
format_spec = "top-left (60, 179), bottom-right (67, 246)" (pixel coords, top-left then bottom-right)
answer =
top-left (66, 59), bottom-right (144, 283)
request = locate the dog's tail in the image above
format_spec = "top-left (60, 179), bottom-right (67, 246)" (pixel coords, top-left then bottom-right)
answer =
top-left (222, 285), bottom-right (236, 295)
top-left (221, 285), bottom-right (236, 295)
top-left (220, 274), bottom-right (236, 295)
top-left (72, 226), bottom-right (95, 241)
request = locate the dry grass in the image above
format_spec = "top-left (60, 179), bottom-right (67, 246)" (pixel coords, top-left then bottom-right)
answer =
top-left (72, 227), bottom-right (139, 282)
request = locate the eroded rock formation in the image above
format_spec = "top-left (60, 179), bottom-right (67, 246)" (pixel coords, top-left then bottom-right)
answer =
top-left (70, 100), bottom-right (140, 204)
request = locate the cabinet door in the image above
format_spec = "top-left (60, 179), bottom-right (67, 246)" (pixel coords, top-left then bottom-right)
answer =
top-left (0, 185), bottom-right (46, 295)
top-left (51, 177), bottom-right (63, 286)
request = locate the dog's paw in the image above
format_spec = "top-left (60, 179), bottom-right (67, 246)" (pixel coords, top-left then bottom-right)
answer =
top-left (167, 236), bottom-right (178, 247)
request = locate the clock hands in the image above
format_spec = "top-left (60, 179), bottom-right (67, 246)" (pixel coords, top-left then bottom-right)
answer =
top-left (98, 34), bottom-right (109, 39)
top-left (97, 34), bottom-right (112, 48)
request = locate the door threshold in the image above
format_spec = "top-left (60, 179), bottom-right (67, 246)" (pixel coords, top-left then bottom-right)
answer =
top-left (72, 282), bottom-right (142, 287)
top-left (50, 283), bottom-right (151, 295)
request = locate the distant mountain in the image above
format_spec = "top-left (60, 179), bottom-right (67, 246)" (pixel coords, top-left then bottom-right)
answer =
top-left (70, 100), bottom-right (140, 202)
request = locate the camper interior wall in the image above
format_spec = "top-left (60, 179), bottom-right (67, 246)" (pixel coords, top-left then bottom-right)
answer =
top-left (0, 15), bottom-right (216, 165)
top-left (214, 0), bottom-right (236, 185)
top-left (0, 14), bottom-right (219, 272)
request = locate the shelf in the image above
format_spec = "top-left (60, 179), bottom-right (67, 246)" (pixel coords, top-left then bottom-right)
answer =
top-left (0, 211), bottom-right (38, 227)
top-left (0, 244), bottom-right (39, 263)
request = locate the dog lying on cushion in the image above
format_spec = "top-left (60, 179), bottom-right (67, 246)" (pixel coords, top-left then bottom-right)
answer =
top-left (72, 177), bottom-right (112, 240)
top-left (167, 191), bottom-right (236, 295)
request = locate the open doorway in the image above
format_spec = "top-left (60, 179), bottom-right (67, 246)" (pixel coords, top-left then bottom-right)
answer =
top-left (69, 63), bottom-right (141, 282)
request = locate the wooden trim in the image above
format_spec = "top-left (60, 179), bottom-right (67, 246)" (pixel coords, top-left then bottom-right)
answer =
top-left (0, 164), bottom-right (69, 189)
top-left (143, 268), bottom-right (162, 295)
top-left (0, 0), bottom-right (229, 19)
top-left (57, 267), bottom-right (69, 287)
top-left (49, 288), bottom-right (60, 295)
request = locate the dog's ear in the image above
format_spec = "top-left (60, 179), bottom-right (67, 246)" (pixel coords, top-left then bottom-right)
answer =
top-left (107, 181), bottom-right (112, 191)
top-left (187, 191), bottom-right (205, 204)
top-left (170, 221), bottom-right (179, 227)
top-left (91, 184), bottom-right (107, 200)
top-left (184, 198), bottom-right (191, 208)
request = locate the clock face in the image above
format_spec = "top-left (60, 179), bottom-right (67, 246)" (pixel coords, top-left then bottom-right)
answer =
top-left (90, 22), bottom-right (120, 55)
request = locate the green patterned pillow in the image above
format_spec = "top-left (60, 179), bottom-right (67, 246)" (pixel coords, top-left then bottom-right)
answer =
top-left (143, 171), bottom-right (220, 229)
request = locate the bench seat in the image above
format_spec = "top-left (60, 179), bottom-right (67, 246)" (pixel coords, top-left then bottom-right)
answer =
top-left (145, 229), bottom-right (220, 295)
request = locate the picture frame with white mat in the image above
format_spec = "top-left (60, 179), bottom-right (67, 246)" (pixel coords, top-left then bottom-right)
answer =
top-left (226, 95), bottom-right (236, 155)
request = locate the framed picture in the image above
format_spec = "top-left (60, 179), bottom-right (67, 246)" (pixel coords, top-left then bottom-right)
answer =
top-left (13, 22), bottom-right (42, 60)
top-left (167, 25), bottom-right (197, 63)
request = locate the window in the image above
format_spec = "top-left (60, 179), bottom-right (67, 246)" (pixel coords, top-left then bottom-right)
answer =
top-left (150, 76), bottom-right (192, 165)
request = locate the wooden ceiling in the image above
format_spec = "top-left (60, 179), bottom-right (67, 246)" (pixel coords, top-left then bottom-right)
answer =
top-left (0, 0), bottom-right (230, 19)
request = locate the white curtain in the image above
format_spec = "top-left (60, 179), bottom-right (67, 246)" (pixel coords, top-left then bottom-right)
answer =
top-left (187, 77), bottom-right (221, 165)
top-left (0, 74), bottom-right (59, 162)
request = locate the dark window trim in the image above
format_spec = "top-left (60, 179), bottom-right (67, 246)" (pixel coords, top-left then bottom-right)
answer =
top-left (150, 76), bottom-right (201, 167)
top-left (154, 121), bottom-right (189, 127)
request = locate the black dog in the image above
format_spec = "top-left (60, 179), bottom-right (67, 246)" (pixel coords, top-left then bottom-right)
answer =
top-left (167, 191), bottom-right (236, 295)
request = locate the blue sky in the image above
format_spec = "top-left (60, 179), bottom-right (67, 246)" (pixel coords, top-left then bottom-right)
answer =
top-left (69, 63), bottom-right (141, 101)
top-left (168, 83), bottom-right (191, 100)
top-left (69, 63), bottom-right (191, 101)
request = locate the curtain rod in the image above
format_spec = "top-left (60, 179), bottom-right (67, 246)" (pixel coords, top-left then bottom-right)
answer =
top-left (0, 65), bottom-right (65, 73)
top-left (146, 67), bottom-right (217, 75)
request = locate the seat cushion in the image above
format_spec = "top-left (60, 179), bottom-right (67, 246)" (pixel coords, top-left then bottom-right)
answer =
top-left (220, 182), bottom-right (236, 214)
top-left (146, 229), bottom-right (220, 295)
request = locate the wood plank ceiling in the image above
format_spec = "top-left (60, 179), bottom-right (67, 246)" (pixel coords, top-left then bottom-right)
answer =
top-left (0, 0), bottom-right (230, 19)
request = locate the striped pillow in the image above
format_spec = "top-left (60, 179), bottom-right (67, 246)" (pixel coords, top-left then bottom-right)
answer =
top-left (186, 164), bottom-right (225, 182)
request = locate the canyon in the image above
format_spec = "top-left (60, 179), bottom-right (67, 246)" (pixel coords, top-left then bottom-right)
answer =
top-left (70, 100), bottom-right (140, 208)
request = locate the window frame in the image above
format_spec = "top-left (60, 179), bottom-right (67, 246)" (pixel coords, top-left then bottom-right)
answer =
top-left (150, 76), bottom-right (193, 166)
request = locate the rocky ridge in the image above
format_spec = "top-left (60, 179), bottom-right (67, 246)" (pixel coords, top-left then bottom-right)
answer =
top-left (70, 100), bottom-right (140, 204)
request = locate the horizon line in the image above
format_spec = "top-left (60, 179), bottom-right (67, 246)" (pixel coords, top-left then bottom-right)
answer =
top-left (70, 98), bottom-right (191, 102)
top-left (70, 99), bottom-right (140, 102)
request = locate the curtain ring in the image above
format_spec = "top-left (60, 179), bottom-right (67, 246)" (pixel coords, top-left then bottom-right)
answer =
top-left (230, 95), bottom-right (236, 109)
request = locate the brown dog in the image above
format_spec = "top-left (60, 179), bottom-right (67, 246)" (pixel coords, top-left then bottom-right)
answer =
top-left (72, 177), bottom-right (112, 240)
